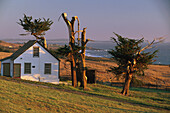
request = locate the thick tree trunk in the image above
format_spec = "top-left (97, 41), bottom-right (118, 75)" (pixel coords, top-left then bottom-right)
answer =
top-left (71, 58), bottom-right (77, 87)
top-left (42, 37), bottom-right (47, 48)
top-left (76, 62), bottom-right (81, 85)
top-left (80, 55), bottom-right (87, 89)
top-left (32, 34), bottom-right (47, 48)
top-left (80, 28), bottom-right (87, 89)
top-left (70, 43), bottom-right (77, 87)
top-left (121, 73), bottom-right (133, 96)
top-left (62, 13), bottom-right (78, 87)
top-left (39, 37), bottom-right (47, 48)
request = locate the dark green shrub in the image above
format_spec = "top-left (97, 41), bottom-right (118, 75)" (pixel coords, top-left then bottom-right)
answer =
top-left (130, 77), bottom-right (144, 87)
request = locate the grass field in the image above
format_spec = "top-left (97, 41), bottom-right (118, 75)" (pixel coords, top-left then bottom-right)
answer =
top-left (0, 77), bottom-right (169, 113)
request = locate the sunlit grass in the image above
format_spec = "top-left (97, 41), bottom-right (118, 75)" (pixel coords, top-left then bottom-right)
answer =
top-left (0, 77), bottom-right (169, 113)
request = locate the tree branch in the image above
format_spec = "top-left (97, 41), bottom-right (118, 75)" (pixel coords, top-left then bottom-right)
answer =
top-left (136, 37), bottom-right (165, 55)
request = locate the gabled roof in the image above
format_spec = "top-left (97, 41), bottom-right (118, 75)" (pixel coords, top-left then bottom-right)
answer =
top-left (0, 40), bottom-right (60, 61)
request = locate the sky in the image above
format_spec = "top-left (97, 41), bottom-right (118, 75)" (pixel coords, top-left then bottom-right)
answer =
top-left (0, 0), bottom-right (170, 42)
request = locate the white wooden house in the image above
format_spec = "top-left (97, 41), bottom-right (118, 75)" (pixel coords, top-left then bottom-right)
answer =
top-left (0, 40), bottom-right (60, 84)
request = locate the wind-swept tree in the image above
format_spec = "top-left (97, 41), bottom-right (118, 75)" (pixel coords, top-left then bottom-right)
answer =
top-left (18, 14), bottom-right (53, 48)
top-left (108, 33), bottom-right (164, 96)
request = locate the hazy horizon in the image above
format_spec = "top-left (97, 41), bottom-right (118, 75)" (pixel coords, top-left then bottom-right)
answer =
top-left (0, 0), bottom-right (170, 42)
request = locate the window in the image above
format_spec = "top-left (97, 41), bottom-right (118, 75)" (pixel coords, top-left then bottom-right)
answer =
top-left (24, 63), bottom-right (31, 74)
top-left (44, 63), bottom-right (51, 74)
top-left (3, 63), bottom-right (10, 77)
top-left (33, 47), bottom-right (39, 57)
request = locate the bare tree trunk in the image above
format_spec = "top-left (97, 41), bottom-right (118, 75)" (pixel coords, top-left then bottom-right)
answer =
top-left (61, 13), bottom-right (89, 88)
top-left (72, 58), bottom-right (77, 87)
top-left (70, 61), bottom-right (77, 87)
top-left (62, 13), bottom-right (78, 87)
top-left (80, 54), bottom-right (87, 88)
top-left (42, 37), bottom-right (47, 48)
top-left (80, 28), bottom-right (87, 89)
top-left (121, 73), bottom-right (133, 96)
top-left (76, 62), bottom-right (81, 85)
top-left (32, 33), bottom-right (47, 48)
top-left (39, 37), bottom-right (47, 48)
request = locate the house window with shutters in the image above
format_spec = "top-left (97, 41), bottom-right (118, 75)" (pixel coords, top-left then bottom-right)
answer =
top-left (44, 63), bottom-right (51, 74)
top-left (24, 63), bottom-right (31, 74)
top-left (33, 47), bottom-right (39, 57)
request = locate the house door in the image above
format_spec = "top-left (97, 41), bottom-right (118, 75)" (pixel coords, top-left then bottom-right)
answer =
top-left (13, 64), bottom-right (21, 78)
top-left (3, 63), bottom-right (10, 77)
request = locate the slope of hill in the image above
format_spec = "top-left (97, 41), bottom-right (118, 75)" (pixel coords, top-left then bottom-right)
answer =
top-left (0, 40), bottom-right (23, 53)
top-left (60, 58), bottom-right (170, 87)
top-left (0, 77), bottom-right (169, 113)
top-left (0, 40), bottom-right (23, 48)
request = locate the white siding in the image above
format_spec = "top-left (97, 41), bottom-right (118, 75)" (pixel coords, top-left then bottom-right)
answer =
top-left (14, 42), bottom-right (59, 84)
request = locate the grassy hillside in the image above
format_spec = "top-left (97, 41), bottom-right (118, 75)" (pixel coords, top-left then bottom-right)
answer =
top-left (0, 77), bottom-right (169, 113)
top-left (60, 58), bottom-right (170, 87)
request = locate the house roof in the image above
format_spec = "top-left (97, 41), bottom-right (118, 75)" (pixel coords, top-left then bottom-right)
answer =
top-left (0, 40), bottom-right (60, 61)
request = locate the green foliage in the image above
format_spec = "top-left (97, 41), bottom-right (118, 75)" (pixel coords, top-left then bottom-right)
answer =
top-left (130, 77), bottom-right (144, 87)
top-left (49, 45), bottom-right (71, 58)
top-left (57, 45), bottom-right (71, 57)
top-left (54, 44), bottom-right (84, 59)
top-left (0, 46), bottom-right (3, 52)
top-left (108, 33), bottom-right (158, 79)
top-left (0, 46), bottom-right (11, 53)
top-left (18, 14), bottom-right (53, 36)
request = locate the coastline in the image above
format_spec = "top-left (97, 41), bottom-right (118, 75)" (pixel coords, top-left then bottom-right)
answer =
top-left (2, 39), bottom-right (170, 65)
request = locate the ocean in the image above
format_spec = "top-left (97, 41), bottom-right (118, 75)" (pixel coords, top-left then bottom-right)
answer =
top-left (4, 39), bottom-right (170, 65)
top-left (46, 40), bottom-right (170, 65)
top-left (86, 41), bottom-right (170, 65)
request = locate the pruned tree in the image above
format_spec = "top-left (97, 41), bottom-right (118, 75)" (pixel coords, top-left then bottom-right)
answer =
top-left (18, 14), bottom-right (53, 48)
top-left (61, 13), bottom-right (90, 88)
top-left (61, 13), bottom-right (79, 87)
top-left (80, 28), bottom-right (88, 88)
top-left (108, 32), bottom-right (164, 96)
